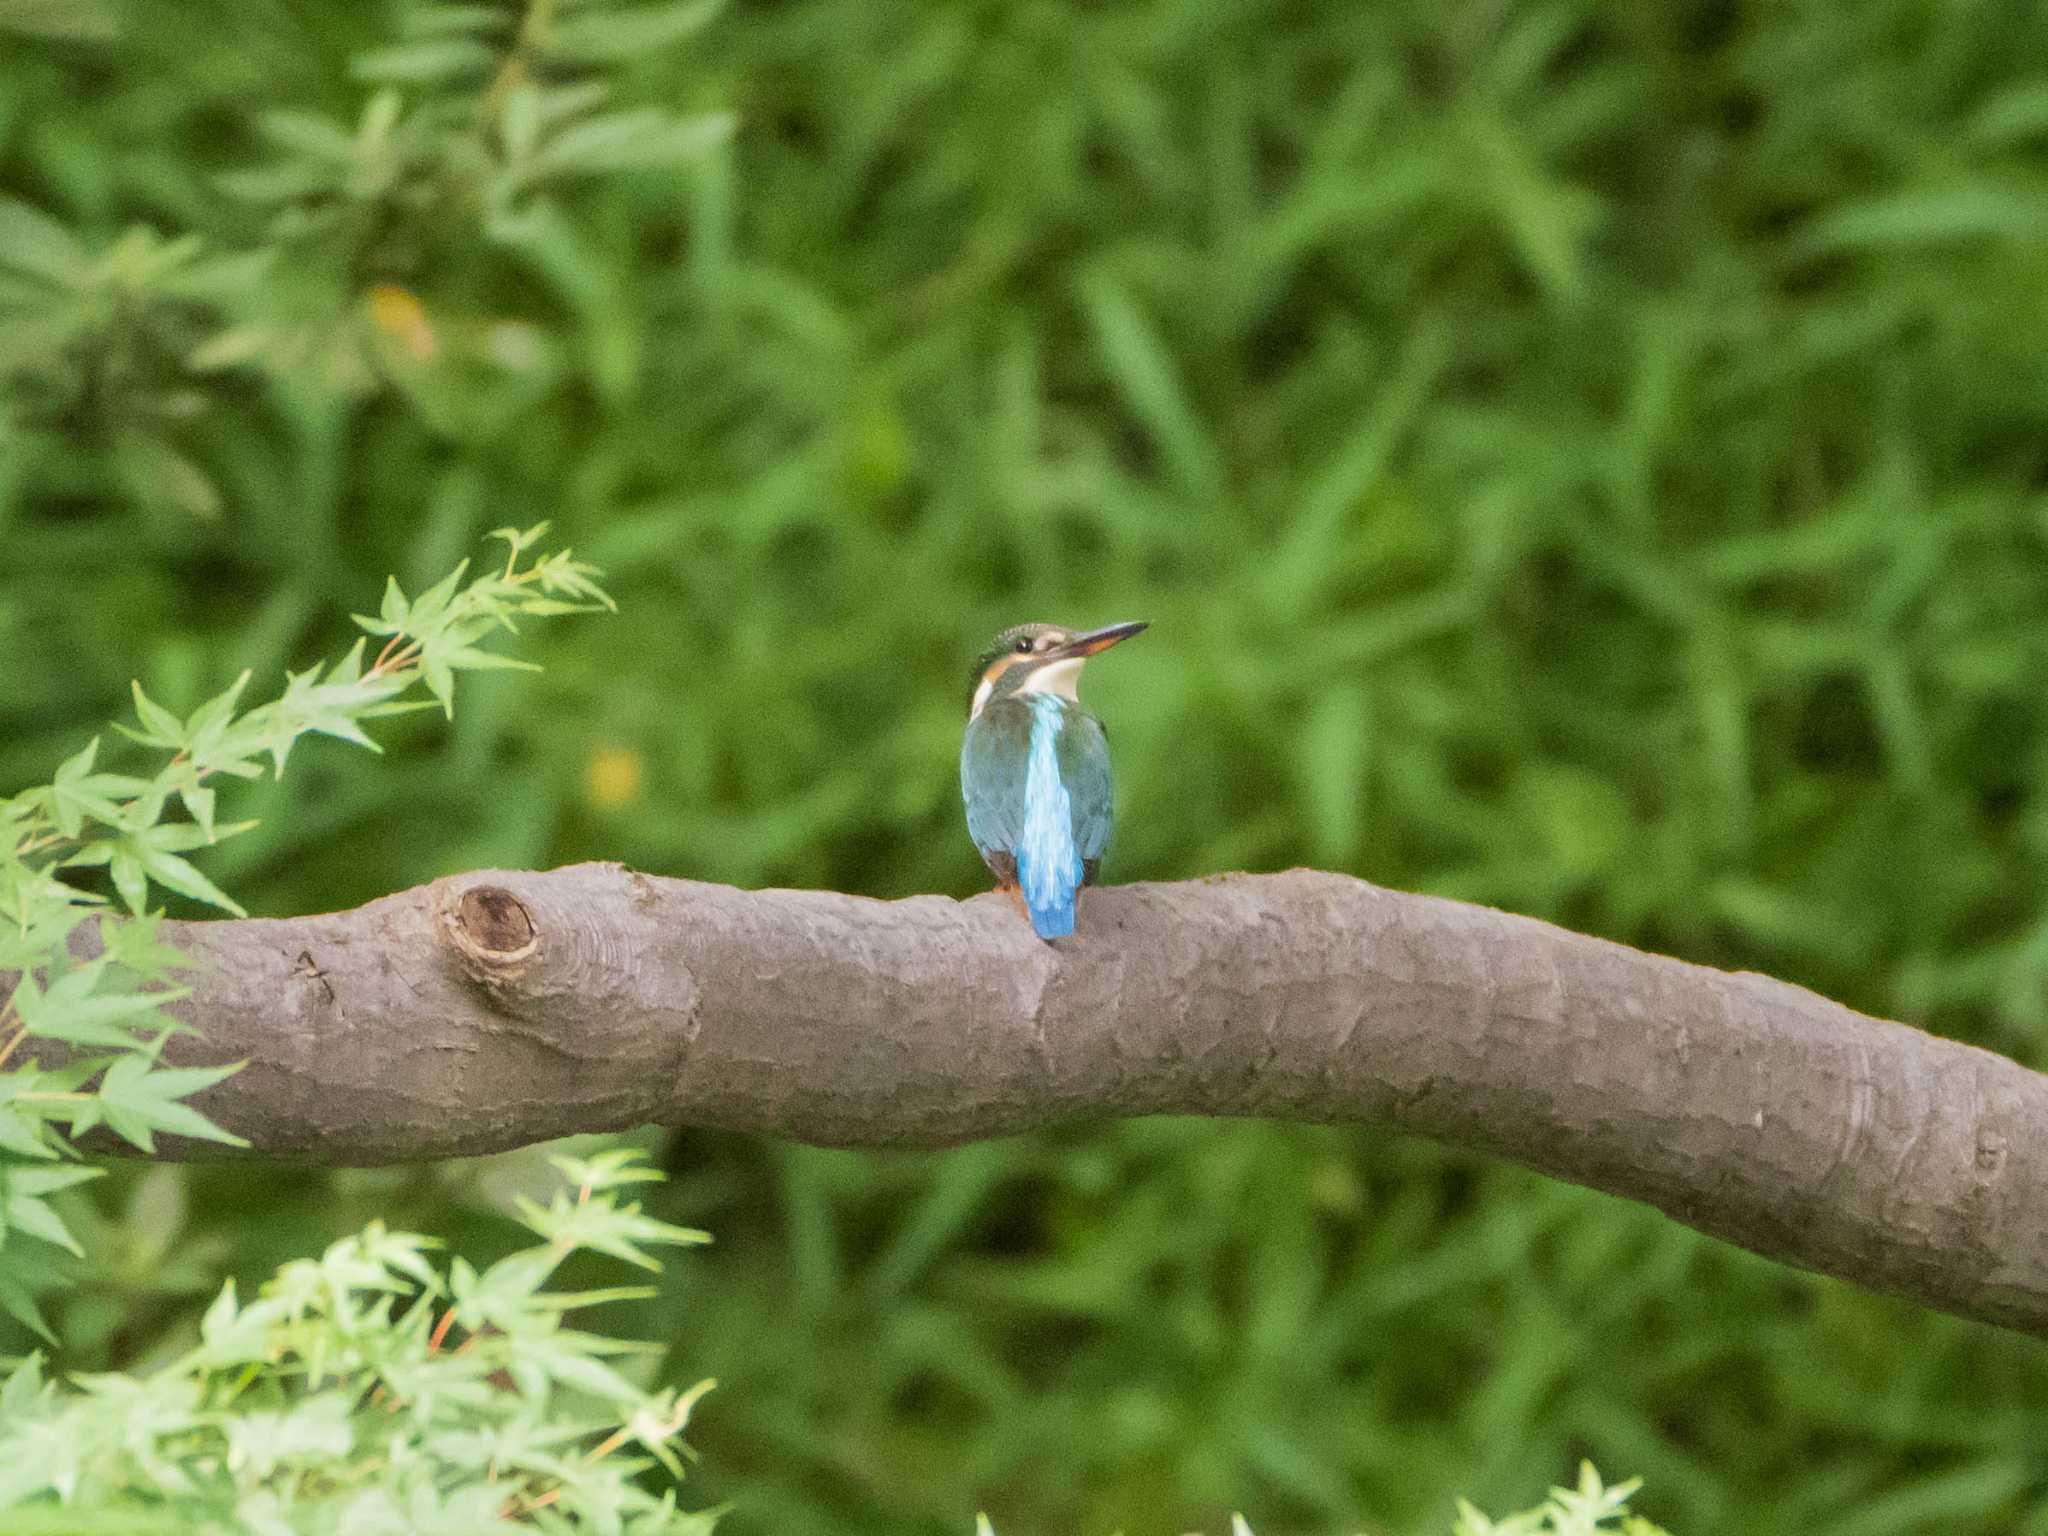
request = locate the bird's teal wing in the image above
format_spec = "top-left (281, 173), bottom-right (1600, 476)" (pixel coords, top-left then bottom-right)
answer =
top-left (1056, 707), bottom-right (1113, 882)
top-left (961, 698), bottom-right (1033, 882)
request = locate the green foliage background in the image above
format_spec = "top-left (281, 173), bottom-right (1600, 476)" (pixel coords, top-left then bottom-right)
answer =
top-left (7, 0), bottom-right (2048, 1531)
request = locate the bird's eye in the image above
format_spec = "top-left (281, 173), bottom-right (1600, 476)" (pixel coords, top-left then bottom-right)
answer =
top-left (1015, 637), bottom-right (1032, 654)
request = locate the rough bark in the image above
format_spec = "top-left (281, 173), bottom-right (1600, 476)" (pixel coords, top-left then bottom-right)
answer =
top-left (29, 864), bottom-right (2048, 1337)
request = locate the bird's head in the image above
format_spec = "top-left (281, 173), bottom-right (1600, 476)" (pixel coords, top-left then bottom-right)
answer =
top-left (966, 620), bottom-right (1147, 718)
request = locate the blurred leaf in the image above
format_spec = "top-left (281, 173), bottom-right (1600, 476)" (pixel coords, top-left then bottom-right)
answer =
top-left (0, 200), bottom-right (87, 284)
top-left (1078, 268), bottom-right (1222, 504)
top-left (1794, 182), bottom-right (2048, 255)
top-left (542, 0), bottom-right (721, 65)
top-left (0, 0), bottom-right (114, 39)
top-left (350, 37), bottom-right (496, 85)
top-left (112, 432), bottom-right (222, 521)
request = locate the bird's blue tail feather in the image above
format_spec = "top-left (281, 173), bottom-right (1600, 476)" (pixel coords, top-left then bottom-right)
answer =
top-left (1018, 858), bottom-right (1077, 939)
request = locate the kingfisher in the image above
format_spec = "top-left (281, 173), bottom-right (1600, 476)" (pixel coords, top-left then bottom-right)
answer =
top-left (960, 620), bottom-right (1147, 941)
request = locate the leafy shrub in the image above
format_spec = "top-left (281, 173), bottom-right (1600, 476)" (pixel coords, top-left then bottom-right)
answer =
top-left (0, 1148), bottom-right (715, 1534)
top-left (0, 526), bottom-right (609, 1334)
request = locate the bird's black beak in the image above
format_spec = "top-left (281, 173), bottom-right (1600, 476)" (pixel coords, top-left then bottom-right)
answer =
top-left (1057, 620), bottom-right (1148, 659)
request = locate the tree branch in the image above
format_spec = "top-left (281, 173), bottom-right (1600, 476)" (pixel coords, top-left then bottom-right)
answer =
top-left (35, 864), bottom-right (2048, 1337)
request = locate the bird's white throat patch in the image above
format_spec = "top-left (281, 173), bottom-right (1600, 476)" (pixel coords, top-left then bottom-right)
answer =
top-left (971, 656), bottom-right (1083, 719)
top-left (1018, 658), bottom-right (1083, 702)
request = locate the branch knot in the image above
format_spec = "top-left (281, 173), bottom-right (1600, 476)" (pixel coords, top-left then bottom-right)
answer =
top-left (442, 884), bottom-right (540, 986)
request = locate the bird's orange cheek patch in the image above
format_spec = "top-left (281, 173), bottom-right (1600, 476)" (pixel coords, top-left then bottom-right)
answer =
top-left (973, 654), bottom-right (1024, 715)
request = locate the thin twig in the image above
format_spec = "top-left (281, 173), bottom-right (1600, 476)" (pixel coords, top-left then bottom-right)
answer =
top-left (427, 1306), bottom-right (458, 1353)
top-left (0, 1003), bottom-right (23, 1073)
